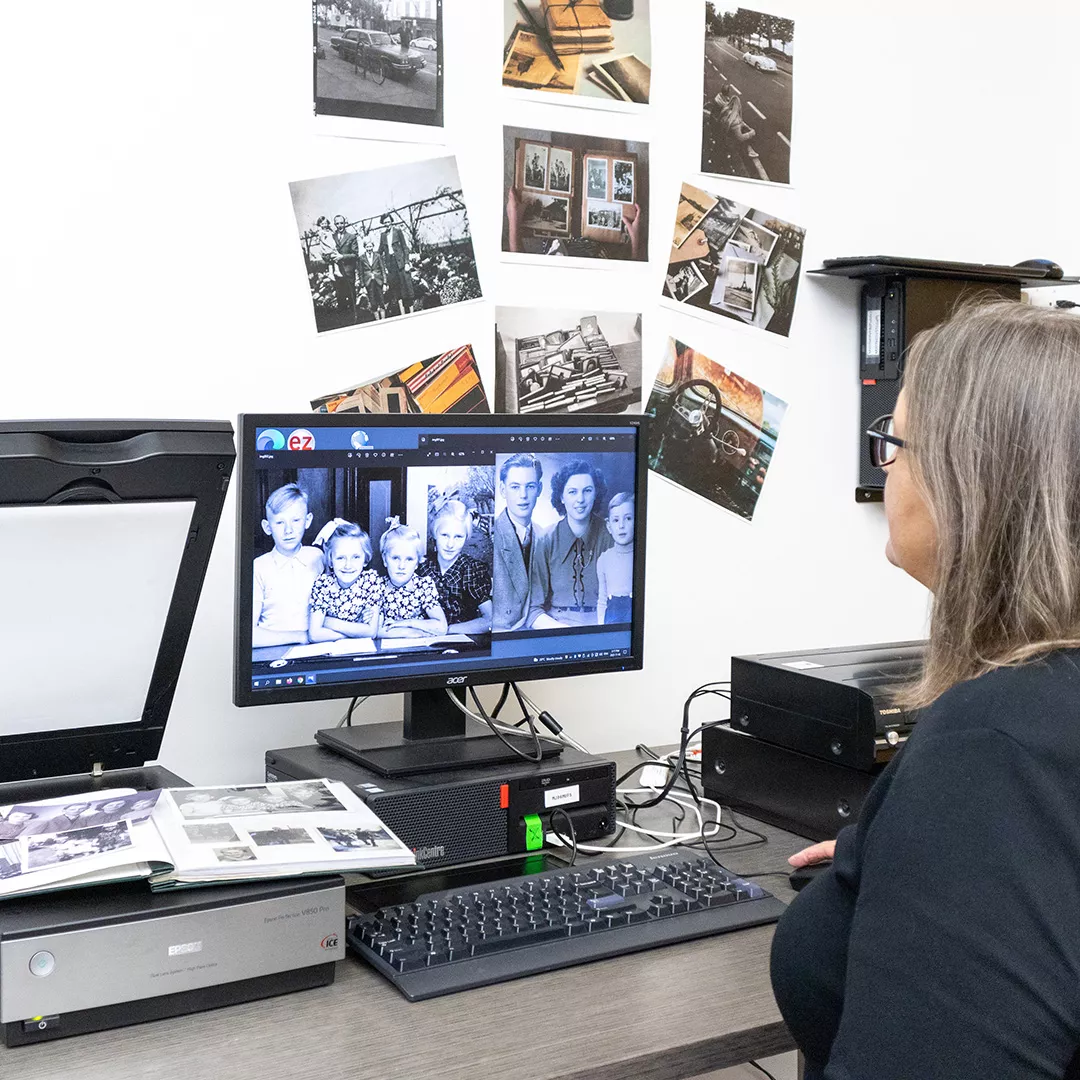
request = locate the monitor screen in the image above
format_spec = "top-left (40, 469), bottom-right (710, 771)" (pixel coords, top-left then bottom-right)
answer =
top-left (233, 413), bottom-right (647, 708)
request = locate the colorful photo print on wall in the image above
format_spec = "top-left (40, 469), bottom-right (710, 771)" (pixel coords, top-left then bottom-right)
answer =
top-left (502, 0), bottom-right (651, 106)
top-left (661, 181), bottom-right (804, 337)
top-left (645, 337), bottom-right (788, 521)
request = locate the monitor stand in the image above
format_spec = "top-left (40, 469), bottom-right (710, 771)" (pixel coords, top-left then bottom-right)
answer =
top-left (314, 688), bottom-right (564, 778)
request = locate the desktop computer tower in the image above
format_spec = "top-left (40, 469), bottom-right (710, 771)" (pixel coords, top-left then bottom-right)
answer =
top-left (857, 277), bottom-right (1018, 501)
top-left (266, 740), bottom-right (617, 869)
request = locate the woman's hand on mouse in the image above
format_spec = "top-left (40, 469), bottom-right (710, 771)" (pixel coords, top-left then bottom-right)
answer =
top-left (788, 840), bottom-right (836, 868)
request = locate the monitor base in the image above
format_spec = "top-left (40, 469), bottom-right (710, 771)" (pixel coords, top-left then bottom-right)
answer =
top-left (315, 721), bottom-right (563, 778)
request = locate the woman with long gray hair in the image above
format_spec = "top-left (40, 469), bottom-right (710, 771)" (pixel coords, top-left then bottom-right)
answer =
top-left (770, 301), bottom-right (1080, 1079)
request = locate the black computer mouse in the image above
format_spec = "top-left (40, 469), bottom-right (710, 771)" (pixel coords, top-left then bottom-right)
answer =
top-left (1013, 258), bottom-right (1064, 279)
top-left (788, 860), bottom-right (833, 892)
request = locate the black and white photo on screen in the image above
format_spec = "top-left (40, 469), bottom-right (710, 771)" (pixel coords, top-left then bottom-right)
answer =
top-left (701, 5), bottom-right (794, 184)
top-left (314, 0), bottom-right (444, 132)
top-left (492, 451), bottom-right (637, 632)
top-left (290, 156), bottom-right (482, 334)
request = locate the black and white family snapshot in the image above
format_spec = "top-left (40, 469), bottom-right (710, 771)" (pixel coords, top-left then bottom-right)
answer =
top-left (249, 451), bottom-right (638, 661)
top-left (290, 156), bottom-right (482, 333)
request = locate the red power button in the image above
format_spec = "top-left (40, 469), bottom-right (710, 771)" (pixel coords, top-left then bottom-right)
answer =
top-left (499, 783), bottom-right (509, 809)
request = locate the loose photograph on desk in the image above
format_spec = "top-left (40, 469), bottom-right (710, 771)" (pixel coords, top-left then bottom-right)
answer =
top-left (492, 450), bottom-right (638, 632)
top-left (645, 337), bottom-right (788, 522)
top-left (289, 156), bottom-right (482, 335)
top-left (701, 5), bottom-right (794, 185)
top-left (248, 460), bottom-right (496, 671)
top-left (495, 307), bottom-right (643, 415)
top-left (313, 0), bottom-right (444, 137)
top-left (503, 126), bottom-right (649, 263)
top-left (502, 0), bottom-right (651, 107)
top-left (661, 181), bottom-right (805, 338)
top-left (0, 780), bottom-right (415, 897)
top-left (311, 345), bottom-right (490, 416)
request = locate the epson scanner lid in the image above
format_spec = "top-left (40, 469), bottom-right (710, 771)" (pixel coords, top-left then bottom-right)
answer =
top-left (0, 420), bottom-right (235, 784)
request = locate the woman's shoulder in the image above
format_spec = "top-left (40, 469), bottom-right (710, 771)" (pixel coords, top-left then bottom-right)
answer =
top-left (918, 648), bottom-right (1080, 747)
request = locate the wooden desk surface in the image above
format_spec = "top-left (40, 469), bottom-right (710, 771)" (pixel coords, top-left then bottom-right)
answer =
top-left (0, 750), bottom-right (807, 1080)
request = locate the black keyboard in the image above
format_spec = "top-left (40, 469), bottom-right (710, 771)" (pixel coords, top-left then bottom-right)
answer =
top-left (346, 847), bottom-right (786, 1000)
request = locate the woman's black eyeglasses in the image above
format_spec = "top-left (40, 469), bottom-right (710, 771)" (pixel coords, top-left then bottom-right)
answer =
top-left (866, 414), bottom-right (906, 468)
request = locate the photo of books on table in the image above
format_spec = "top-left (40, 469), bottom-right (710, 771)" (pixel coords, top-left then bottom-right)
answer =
top-left (0, 780), bottom-right (416, 899)
top-left (502, 0), bottom-right (651, 105)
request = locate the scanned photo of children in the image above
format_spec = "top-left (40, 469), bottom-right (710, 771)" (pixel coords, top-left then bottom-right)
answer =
top-left (495, 307), bottom-right (643, 415)
top-left (548, 148), bottom-right (573, 194)
top-left (613, 160), bottom-right (635, 203)
top-left (289, 156), bottom-right (482, 334)
top-left (502, 0), bottom-right (652, 106)
top-left (314, 1), bottom-right (443, 133)
top-left (662, 181), bottom-right (805, 338)
top-left (183, 823), bottom-right (241, 845)
top-left (318, 826), bottom-right (399, 851)
top-left (701, 6), bottom-right (794, 184)
top-left (645, 338), bottom-right (787, 522)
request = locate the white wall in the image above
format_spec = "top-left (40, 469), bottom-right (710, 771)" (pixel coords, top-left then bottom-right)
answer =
top-left (3, 2), bottom-right (1078, 782)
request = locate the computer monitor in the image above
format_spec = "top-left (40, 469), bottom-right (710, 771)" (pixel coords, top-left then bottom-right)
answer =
top-left (233, 412), bottom-right (647, 775)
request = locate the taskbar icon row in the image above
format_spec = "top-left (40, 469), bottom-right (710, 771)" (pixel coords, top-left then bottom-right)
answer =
top-left (253, 674), bottom-right (317, 689)
top-left (532, 648), bottom-right (630, 665)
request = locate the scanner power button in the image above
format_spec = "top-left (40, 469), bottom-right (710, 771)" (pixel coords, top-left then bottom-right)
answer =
top-left (28, 951), bottom-right (55, 978)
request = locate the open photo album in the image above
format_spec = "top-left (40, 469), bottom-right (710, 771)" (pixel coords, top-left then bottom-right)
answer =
top-left (0, 779), bottom-right (416, 898)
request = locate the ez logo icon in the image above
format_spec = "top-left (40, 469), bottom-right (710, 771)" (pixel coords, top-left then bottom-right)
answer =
top-left (287, 429), bottom-right (315, 451)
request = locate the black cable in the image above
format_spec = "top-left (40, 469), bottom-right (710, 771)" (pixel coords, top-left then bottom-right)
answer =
top-left (549, 807), bottom-right (578, 867)
top-left (465, 686), bottom-right (544, 763)
top-left (748, 1060), bottom-right (779, 1080)
top-left (489, 682), bottom-right (511, 719)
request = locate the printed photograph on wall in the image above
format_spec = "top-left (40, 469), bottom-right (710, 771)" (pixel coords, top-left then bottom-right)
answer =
top-left (503, 126), bottom-right (649, 263)
top-left (495, 308), bottom-right (642, 415)
top-left (645, 337), bottom-right (788, 521)
top-left (701, 5), bottom-right (794, 184)
top-left (311, 345), bottom-right (490, 415)
top-left (313, 0), bottom-right (444, 130)
top-left (661, 181), bottom-right (804, 337)
top-left (501, 0), bottom-right (652, 106)
top-left (290, 156), bottom-right (482, 333)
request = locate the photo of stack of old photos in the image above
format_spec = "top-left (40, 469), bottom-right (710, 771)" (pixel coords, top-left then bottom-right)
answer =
top-left (504, 127), bottom-right (649, 262)
top-left (645, 337), bottom-right (787, 522)
top-left (0, 780), bottom-right (414, 897)
top-left (495, 307), bottom-right (642, 415)
top-left (661, 182), bottom-right (804, 337)
top-left (312, 344), bottom-right (490, 415)
top-left (701, 5), bottom-right (793, 184)
top-left (313, 1), bottom-right (444, 131)
top-left (290, 156), bottom-right (482, 333)
top-left (502, 0), bottom-right (652, 105)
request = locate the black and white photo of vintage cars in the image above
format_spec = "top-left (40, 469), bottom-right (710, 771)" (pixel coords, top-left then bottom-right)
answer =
top-left (314, 2), bottom-right (443, 128)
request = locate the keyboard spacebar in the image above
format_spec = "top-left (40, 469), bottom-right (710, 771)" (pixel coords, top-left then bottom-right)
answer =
top-left (469, 924), bottom-right (569, 956)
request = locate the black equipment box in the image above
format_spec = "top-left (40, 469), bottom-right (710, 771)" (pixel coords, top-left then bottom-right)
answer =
top-left (729, 640), bottom-right (924, 771)
top-left (266, 739), bottom-right (617, 868)
top-left (701, 723), bottom-right (882, 841)
top-left (0, 421), bottom-right (343, 1046)
top-left (701, 641), bottom-right (926, 840)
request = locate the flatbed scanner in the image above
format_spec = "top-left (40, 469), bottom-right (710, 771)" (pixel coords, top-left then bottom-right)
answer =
top-left (0, 421), bottom-right (344, 1045)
